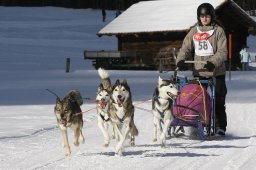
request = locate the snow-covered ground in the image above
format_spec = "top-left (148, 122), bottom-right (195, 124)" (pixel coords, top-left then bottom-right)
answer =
top-left (1, 7), bottom-right (256, 170)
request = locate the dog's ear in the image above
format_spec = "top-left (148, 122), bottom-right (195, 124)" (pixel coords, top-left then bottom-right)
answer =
top-left (122, 79), bottom-right (131, 92)
top-left (98, 83), bottom-right (104, 92)
top-left (112, 79), bottom-right (120, 92)
top-left (158, 76), bottom-right (163, 86)
top-left (56, 97), bottom-right (61, 104)
top-left (115, 79), bottom-right (120, 85)
top-left (153, 87), bottom-right (159, 97)
top-left (122, 79), bottom-right (128, 85)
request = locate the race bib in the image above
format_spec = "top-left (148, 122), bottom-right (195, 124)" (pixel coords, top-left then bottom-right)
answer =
top-left (193, 27), bottom-right (214, 56)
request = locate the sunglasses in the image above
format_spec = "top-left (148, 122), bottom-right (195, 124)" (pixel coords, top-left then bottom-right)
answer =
top-left (200, 15), bottom-right (211, 18)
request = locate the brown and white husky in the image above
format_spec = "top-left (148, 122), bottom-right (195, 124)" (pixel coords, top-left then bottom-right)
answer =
top-left (54, 90), bottom-right (85, 156)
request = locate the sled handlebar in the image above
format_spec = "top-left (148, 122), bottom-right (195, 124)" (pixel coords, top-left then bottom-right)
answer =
top-left (173, 61), bottom-right (208, 82)
top-left (174, 61), bottom-right (206, 75)
top-left (184, 61), bottom-right (207, 64)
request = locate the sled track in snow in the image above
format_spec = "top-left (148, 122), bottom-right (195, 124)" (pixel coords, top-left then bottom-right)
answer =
top-left (0, 126), bottom-right (57, 140)
top-left (32, 156), bottom-right (66, 170)
top-left (0, 115), bottom-right (97, 141)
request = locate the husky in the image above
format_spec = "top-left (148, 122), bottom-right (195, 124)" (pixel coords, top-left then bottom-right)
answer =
top-left (96, 68), bottom-right (115, 147)
top-left (110, 79), bottom-right (139, 156)
top-left (97, 68), bottom-right (138, 156)
top-left (152, 77), bottom-right (178, 147)
top-left (54, 90), bottom-right (85, 156)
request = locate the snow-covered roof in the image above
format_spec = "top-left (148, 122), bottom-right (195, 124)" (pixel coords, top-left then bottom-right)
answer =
top-left (251, 16), bottom-right (256, 22)
top-left (98, 0), bottom-right (228, 35)
top-left (98, 0), bottom-right (256, 36)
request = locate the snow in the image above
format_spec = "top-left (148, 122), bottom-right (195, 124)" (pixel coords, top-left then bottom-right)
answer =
top-left (1, 6), bottom-right (256, 170)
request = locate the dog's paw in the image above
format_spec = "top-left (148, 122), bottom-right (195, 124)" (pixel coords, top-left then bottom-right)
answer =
top-left (115, 143), bottom-right (123, 155)
top-left (165, 135), bottom-right (171, 140)
top-left (160, 138), bottom-right (166, 147)
top-left (103, 143), bottom-right (109, 147)
top-left (79, 136), bottom-right (85, 144)
top-left (161, 143), bottom-right (167, 148)
top-left (129, 137), bottom-right (135, 146)
top-left (65, 148), bottom-right (71, 156)
top-left (115, 147), bottom-right (124, 156)
top-left (65, 152), bottom-right (71, 156)
top-left (74, 141), bottom-right (79, 147)
top-left (115, 152), bottom-right (123, 156)
top-left (160, 133), bottom-right (165, 141)
top-left (130, 141), bottom-right (135, 146)
top-left (115, 150), bottom-right (123, 156)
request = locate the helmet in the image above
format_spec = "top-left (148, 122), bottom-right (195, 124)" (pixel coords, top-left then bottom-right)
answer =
top-left (197, 3), bottom-right (216, 21)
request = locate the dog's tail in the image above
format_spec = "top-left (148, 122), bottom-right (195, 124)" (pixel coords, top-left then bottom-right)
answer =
top-left (98, 68), bottom-right (112, 92)
top-left (67, 90), bottom-right (83, 106)
top-left (130, 119), bottom-right (139, 136)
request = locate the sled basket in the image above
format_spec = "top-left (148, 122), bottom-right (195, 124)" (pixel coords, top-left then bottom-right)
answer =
top-left (172, 81), bottom-right (212, 127)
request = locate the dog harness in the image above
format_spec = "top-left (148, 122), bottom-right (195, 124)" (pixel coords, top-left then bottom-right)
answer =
top-left (116, 110), bottom-right (130, 123)
top-left (154, 96), bottom-right (172, 119)
top-left (156, 109), bottom-right (164, 119)
top-left (118, 116), bottom-right (125, 123)
top-left (99, 113), bottom-right (110, 121)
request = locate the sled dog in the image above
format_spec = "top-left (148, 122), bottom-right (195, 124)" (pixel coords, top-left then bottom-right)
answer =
top-left (54, 90), bottom-right (85, 156)
top-left (152, 77), bottom-right (178, 147)
top-left (98, 68), bottom-right (138, 156)
top-left (110, 78), bottom-right (139, 156)
top-left (96, 68), bottom-right (115, 147)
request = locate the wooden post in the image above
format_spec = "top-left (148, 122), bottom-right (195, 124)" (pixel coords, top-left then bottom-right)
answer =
top-left (66, 58), bottom-right (70, 73)
top-left (228, 34), bottom-right (232, 81)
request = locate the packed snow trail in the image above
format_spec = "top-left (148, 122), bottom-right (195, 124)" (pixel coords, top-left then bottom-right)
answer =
top-left (1, 103), bottom-right (256, 170)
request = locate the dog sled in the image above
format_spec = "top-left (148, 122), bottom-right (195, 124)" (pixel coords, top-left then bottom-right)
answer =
top-left (170, 61), bottom-right (216, 140)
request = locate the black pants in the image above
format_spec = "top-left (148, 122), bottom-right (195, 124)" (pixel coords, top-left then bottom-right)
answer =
top-left (196, 74), bottom-right (227, 131)
top-left (214, 75), bottom-right (227, 131)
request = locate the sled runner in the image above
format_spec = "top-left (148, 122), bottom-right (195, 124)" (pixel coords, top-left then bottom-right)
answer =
top-left (171, 62), bottom-right (216, 140)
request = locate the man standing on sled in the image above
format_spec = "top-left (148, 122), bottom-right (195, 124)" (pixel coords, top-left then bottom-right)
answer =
top-left (176, 3), bottom-right (227, 136)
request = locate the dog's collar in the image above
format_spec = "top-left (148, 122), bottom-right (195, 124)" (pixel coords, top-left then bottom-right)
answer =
top-left (154, 96), bottom-right (169, 101)
top-left (155, 95), bottom-right (177, 101)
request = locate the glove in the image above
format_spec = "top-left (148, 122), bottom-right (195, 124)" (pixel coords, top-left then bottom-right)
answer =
top-left (204, 61), bottom-right (215, 71)
top-left (177, 60), bottom-right (185, 70)
top-left (193, 69), bottom-right (200, 77)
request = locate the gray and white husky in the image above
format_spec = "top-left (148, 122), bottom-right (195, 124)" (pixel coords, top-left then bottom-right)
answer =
top-left (98, 68), bottom-right (138, 156)
top-left (96, 68), bottom-right (115, 147)
top-left (152, 77), bottom-right (178, 147)
top-left (54, 90), bottom-right (85, 156)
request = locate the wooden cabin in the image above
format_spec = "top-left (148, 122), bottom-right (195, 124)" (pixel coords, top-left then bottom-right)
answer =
top-left (92, 0), bottom-right (256, 70)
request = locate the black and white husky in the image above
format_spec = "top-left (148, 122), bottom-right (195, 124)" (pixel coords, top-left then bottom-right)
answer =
top-left (97, 68), bottom-right (138, 156)
top-left (152, 77), bottom-right (178, 147)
